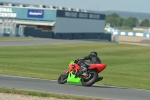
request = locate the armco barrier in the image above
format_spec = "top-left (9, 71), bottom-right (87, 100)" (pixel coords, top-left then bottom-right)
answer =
top-left (105, 27), bottom-right (150, 38)
top-left (111, 31), bottom-right (150, 38)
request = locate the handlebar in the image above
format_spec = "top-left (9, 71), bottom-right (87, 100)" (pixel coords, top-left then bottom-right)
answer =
top-left (74, 58), bottom-right (84, 64)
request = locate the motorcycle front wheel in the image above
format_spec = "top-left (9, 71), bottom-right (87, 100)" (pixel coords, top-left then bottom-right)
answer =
top-left (58, 73), bottom-right (68, 84)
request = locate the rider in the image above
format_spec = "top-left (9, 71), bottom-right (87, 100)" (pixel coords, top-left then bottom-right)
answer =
top-left (78, 51), bottom-right (101, 76)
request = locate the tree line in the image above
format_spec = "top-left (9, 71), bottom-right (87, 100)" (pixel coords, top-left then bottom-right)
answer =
top-left (106, 13), bottom-right (150, 28)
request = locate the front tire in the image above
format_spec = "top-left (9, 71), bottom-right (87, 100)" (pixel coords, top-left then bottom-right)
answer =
top-left (81, 70), bottom-right (98, 86)
top-left (58, 73), bottom-right (68, 84)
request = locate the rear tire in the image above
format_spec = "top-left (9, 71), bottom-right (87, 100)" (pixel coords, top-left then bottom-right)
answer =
top-left (81, 70), bottom-right (98, 87)
top-left (58, 73), bottom-right (68, 84)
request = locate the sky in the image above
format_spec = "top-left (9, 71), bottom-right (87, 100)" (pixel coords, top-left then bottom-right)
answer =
top-left (2, 0), bottom-right (150, 13)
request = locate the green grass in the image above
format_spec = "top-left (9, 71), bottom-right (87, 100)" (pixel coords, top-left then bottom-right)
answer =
top-left (105, 30), bottom-right (110, 33)
top-left (118, 30), bottom-right (143, 33)
top-left (0, 36), bottom-right (42, 40)
top-left (0, 37), bottom-right (150, 90)
top-left (0, 87), bottom-right (108, 100)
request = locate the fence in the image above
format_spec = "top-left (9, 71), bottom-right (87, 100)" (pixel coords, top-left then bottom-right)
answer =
top-left (0, 18), bottom-right (26, 36)
top-left (23, 26), bottom-right (112, 42)
top-left (0, 18), bottom-right (14, 33)
top-left (18, 25), bottom-right (26, 36)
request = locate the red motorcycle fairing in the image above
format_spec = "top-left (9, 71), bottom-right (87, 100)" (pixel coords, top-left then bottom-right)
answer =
top-left (88, 64), bottom-right (106, 73)
top-left (65, 63), bottom-right (80, 73)
top-left (65, 63), bottom-right (106, 74)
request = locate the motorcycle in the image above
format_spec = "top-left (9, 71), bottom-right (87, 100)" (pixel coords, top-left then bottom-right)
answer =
top-left (57, 59), bottom-right (106, 87)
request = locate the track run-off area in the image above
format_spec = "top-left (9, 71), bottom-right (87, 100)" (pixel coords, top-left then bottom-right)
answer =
top-left (0, 37), bottom-right (150, 100)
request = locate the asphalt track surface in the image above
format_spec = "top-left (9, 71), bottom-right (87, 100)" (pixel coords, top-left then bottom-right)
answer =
top-left (0, 38), bottom-right (150, 100)
top-left (0, 38), bottom-right (89, 46)
top-left (0, 75), bottom-right (150, 100)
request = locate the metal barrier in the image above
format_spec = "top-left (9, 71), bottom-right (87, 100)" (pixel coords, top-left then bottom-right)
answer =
top-left (0, 18), bottom-right (16, 35)
top-left (18, 25), bottom-right (26, 36)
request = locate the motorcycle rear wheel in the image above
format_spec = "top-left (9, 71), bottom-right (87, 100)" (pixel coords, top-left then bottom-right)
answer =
top-left (81, 70), bottom-right (98, 86)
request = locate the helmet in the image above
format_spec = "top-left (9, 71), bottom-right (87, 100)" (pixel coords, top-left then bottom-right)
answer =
top-left (90, 51), bottom-right (97, 57)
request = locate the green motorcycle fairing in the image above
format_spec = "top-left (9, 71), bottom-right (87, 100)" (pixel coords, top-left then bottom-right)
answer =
top-left (68, 60), bottom-right (75, 66)
top-left (67, 71), bottom-right (82, 84)
top-left (67, 60), bottom-right (82, 84)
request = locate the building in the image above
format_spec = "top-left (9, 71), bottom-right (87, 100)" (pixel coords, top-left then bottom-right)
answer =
top-left (0, 2), bottom-right (111, 41)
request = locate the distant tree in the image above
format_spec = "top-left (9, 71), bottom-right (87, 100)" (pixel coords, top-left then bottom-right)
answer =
top-left (120, 17), bottom-right (126, 26)
top-left (109, 13), bottom-right (120, 18)
top-left (122, 17), bottom-right (138, 27)
top-left (106, 13), bottom-right (121, 27)
top-left (140, 19), bottom-right (150, 27)
top-left (106, 13), bottom-right (141, 28)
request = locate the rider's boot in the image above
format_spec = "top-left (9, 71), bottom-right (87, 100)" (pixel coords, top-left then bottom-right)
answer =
top-left (96, 77), bottom-right (103, 82)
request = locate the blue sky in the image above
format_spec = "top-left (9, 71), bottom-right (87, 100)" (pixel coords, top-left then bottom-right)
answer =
top-left (2, 0), bottom-right (150, 13)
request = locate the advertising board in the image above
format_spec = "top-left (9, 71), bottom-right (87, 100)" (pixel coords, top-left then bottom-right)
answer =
top-left (27, 9), bottom-right (44, 18)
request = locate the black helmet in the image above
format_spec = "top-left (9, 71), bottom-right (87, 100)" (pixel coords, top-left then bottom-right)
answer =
top-left (90, 51), bottom-right (97, 57)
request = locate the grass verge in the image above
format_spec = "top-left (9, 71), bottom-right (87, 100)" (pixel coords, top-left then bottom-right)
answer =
top-left (0, 36), bottom-right (42, 40)
top-left (0, 87), bottom-right (110, 100)
top-left (0, 37), bottom-right (150, 90)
